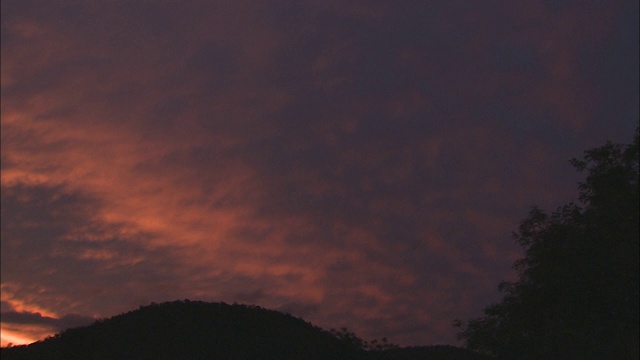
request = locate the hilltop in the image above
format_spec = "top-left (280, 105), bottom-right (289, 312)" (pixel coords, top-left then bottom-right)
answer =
top-left (1, 300), bottom-right (486, 360)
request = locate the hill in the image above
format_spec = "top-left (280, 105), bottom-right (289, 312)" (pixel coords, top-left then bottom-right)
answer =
top-left (0, 300), bottom-right (486, 360)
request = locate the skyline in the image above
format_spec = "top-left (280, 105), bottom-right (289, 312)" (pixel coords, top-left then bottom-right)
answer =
top-left (1, 0), bottom-right (638, 347)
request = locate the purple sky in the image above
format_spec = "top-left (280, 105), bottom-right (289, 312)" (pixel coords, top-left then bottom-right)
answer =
top-left (1, 0), bottom-right (638, 347)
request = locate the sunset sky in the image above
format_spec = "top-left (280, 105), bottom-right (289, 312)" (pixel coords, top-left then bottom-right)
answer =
top-left (1, 0), bottom-right (638, 347)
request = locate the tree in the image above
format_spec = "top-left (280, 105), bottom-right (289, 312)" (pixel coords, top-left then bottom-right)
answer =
top-left (456, 129), bottom-right (639, 359)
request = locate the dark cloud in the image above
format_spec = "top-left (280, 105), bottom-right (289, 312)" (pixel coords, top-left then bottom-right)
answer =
top-left (1, 311), bottom-right (95, 332)
top-left (590, 0), bottom-right (640, 130)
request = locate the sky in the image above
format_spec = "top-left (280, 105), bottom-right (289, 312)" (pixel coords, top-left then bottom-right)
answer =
top-left (1, 0), bottom-right (638, 348)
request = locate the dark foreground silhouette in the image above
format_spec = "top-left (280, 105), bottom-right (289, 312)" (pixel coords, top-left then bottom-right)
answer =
top-left (456, 129), bottom-right (639, 359)
top-left (1, 300), bottom-right (486, 360)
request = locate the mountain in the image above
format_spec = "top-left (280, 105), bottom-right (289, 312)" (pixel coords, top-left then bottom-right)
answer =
top-left (1, 300), bottom-right (487, 360)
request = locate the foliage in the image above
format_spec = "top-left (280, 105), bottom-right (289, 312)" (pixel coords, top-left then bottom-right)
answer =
top-left (456, 129), bottom-right (639, 359)
top-left (329, 327), bottom-right (399, 351)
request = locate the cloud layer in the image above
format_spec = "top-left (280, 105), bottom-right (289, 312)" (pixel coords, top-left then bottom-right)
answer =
top-left (2, 0), bottom-right (638, 346)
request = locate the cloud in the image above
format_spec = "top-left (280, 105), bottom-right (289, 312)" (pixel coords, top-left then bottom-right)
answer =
top-left (0, 183), bottom-right (189, 321)
top-left (0, 311), bottom-right (95, 332)
top-left (2, 0), bottom-right (637, 348)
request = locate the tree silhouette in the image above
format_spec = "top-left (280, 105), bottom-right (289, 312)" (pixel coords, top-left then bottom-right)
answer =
top-left (456, 128), bottom-right (639, 359)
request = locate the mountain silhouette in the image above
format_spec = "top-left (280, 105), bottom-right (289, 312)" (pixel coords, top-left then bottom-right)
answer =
top-left (1, 300), bottom-right (486, 360)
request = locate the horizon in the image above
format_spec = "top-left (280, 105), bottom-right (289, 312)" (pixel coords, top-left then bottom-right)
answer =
top-left (0, 299), bottom-right (482, 350)
top-left (1, 0), bottom-right (638, 348)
